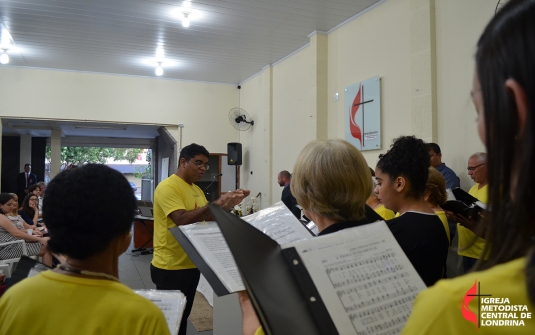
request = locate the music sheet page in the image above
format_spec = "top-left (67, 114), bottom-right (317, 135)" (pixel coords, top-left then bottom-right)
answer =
top-left (241, 201), bottom-right (313, 244)
top-left (180, 202), bottom-right (313, 293)
top-left (282, 221), bottom-right (426, 335)
top-left (134, 290), bottom-right (186, 335)
top-left (180, 222), bottom-right (245, 292)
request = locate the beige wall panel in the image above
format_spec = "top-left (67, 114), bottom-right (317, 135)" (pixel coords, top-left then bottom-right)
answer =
top-left (239, 69), bottom-right (273, 207)
top-left (327, 0), bottom-right (412, 168)
top-left (271, 46), bottom-right (314, 203)
top-left (435, 0), bottom-right (495, 189)
top-left (0, 67), bottom-right (238, 154)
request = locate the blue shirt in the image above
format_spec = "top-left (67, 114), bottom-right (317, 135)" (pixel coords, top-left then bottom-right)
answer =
top-left (435, 163), bottom-right (460, 189)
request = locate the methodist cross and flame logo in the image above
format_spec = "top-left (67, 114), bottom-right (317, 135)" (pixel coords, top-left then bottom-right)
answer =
top-left (462, 280), bottom-right (481, 329)
top-left (349, 84), bottom-right (363, 148)
top-left (460, 279), bottom-right (531, 328)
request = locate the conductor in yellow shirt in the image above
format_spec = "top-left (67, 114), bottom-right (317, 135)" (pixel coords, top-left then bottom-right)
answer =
top-left (150, 143), bottom-right (249, 335)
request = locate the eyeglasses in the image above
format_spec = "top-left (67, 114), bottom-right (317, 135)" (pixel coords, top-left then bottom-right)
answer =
top-left (467, 163), bottom-right (486, 172)
top-left (190, 160), bottom-right (209, 170)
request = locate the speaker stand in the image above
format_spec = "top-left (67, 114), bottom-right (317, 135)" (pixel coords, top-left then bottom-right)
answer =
top-left (235, 165), bottom-right (240, 190)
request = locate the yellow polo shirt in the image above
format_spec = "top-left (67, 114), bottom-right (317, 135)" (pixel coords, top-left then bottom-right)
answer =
top-left (151, 174), bottom-right (207, 270)
top-left (457, 184), bottom-right (489, 259)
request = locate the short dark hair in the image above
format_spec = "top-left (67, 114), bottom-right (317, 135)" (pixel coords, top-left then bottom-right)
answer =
top-left (43, 164), bottom-right (136, 260)
top-left (427, 143), bottom-right (441, 155)
top-left (0, 193), bottom-right (14, 206)
top-left (279, 170), bottom-right (291, 179)
top-left (28, 184), bottom-right (40, 193)
top-left (376, 136), bottom-right (430, 199)
top-left (179, 143), bottom-right (209, 163)
top-left (24, 164), bottom-right (31, 168)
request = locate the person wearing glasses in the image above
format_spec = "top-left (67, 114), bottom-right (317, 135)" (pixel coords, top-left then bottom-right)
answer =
top-left (18, 193), bottom-right (40, 226)
top-left (447, 153), bottom-right (489, 274)
top-left (150, 143), bottom-right (250, 335)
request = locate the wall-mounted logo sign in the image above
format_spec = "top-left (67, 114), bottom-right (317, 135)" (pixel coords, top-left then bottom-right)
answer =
top-left (345, 76), bottom-right (381, 151)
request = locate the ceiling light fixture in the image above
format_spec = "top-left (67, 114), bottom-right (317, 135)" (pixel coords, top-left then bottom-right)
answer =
top-left (155, 62), bottom-right (164, 76)
top-left (0, 49), bottom-right (9, 65)
top-left (182, 12), bottom-right (191, 28)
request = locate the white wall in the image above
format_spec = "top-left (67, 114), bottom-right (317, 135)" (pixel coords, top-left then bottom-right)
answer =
top-left (435, 0), bottom-right (493, 189)
top-left (0, 67), bottom-right (238, 154)
top-left (240, 0), bottom-right (497, 205)
top-left (327, 0), bottom-right (412, 167)
top-left (239, 69), bottom-right (273, 208)
top-left (0, 0), bottom-right (498, 200)
top-left (241, 46), bottom-right (315, 205)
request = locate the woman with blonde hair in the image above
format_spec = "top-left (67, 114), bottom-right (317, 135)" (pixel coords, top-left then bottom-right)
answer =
top-left (239, 139), bottom-right (375, 335)
top-left (290, 139), bottom-right (373, 234)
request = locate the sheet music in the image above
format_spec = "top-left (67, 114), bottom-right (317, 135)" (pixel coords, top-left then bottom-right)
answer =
top-left (180, 202), bottom-right (313, 292)
top-left (241, 201), bottom-right (313, 243)
top-left (282, 221), bottom-right (426, 335)
top-left (180, 222), bottom-right (245, 292)
top-left (134, 289), bottom-right (186, 335)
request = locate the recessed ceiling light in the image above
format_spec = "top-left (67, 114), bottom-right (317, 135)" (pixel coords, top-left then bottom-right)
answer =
top-left (0, 49), bottom-right (8, 64)
top-left (155, 62), bottom-right (164, 76)
top-left (182, 12), bottom-right (191, 28)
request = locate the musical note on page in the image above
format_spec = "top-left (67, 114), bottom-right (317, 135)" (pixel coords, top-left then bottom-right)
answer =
top-left (282, 221), bottom-right (427, 335)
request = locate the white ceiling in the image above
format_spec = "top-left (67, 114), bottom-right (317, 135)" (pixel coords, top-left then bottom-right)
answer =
top-left (0, 0), bottom-right (381, 142)
top-left (0, 0), bottom-right (382, 84)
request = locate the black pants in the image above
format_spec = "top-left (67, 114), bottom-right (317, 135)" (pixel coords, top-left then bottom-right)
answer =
top-left (150, 265), bottom-right (201, 335)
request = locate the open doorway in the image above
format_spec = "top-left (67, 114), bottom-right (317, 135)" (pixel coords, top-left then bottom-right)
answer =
top-left (44, 147), bottom-right (152, 200)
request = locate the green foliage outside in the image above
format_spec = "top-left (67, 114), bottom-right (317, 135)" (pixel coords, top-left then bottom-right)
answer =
top-left (134, 150), bottom-right (152, 179)
top-left (45, 147), bottom-right (145, 171)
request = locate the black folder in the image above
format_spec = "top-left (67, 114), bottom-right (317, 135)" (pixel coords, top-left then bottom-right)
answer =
top-left (209, 203), bottom-right (337, 335)
top-left (6, 256), bottom-right (52, 292)
top-left (441, 187), bottom-right (484, 218)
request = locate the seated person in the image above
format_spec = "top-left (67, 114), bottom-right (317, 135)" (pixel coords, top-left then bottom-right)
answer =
top-left (27, 184), bottom-right (44, 219)
top-left (18, 193), bottom-right (39, 226)
top-left (239, 139), bottom-right (373, 335)
top-left (366, 167), bottom-right (396, 220)
top-left (7, 193), bottom-right (42, 236)
top-left (36, 181), bottom-right (46, 218)
top-left (0, 164), bottom-right (170, 335)
top-left (424, 167), bottom-right (450, 244)
top-left (0, 193), bottom-right (52, 266)
top-left (375, 136), bottom-right (448, 287)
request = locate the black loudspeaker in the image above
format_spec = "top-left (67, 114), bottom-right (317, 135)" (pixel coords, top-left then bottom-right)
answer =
top-left (227, 142), bottom-right (242, 165)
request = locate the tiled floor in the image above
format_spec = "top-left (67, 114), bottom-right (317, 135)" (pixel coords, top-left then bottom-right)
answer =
top-left (119, 243), bottom-right (213, 335)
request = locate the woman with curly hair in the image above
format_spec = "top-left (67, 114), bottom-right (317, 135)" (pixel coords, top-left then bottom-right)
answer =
top-left (375, 136), bottom-right (448, 286)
